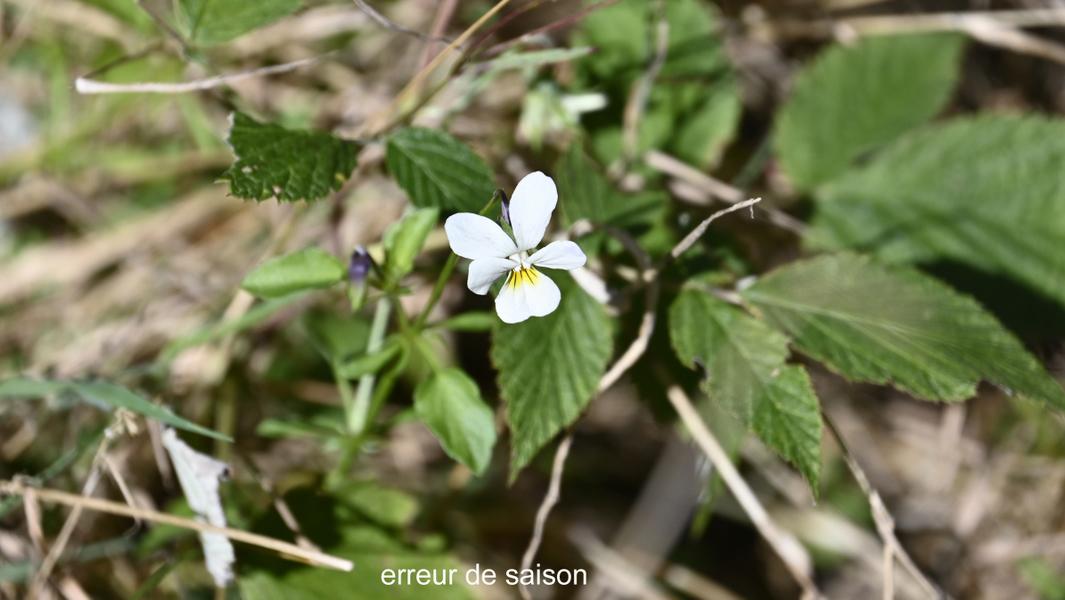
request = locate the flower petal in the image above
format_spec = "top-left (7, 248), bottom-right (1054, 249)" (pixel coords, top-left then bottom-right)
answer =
top-left (495, 267), bottom-right (561, 324)
top-left (528, 240), bottom-right (586, 270)
top-left (444, 213), bottom-right (517, 260)
top-left (467, 257), bottom-right (516, 295)
top-left (509, 171), bottom-right (557, 251)
top-left (524, 270), bottom-right (561, 318)
top-left (495, 276), bottom-right (530, 324)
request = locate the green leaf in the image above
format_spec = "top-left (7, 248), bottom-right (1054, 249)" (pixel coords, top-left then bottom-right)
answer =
top-left (222, 112), bottom-right (358, 202)
top-left (669, 291), bottom-right (822, 490)
top-left (383, 208), bottom-right (439, 283)
top-left (335, 482), bottom-right (419, 529)
top-left (775, 33), bottom-right (964, 190)
top-left (575, 0), bottom-right (649, 82)
top-left (554, 146), bottom-right (662, 226)
top-left (742, 254), bottom-right (1065, 410)
top-left (242, 248), bottom-right (345, 299)
top-left (434, 311), bottom-right (496, 332)
top-left (673, 77), bottom-right (741, 168)
top-left (176, 0), bottom-right (301, 46)
top-left (662, 0), bottom-right (731, 79)
top-left (492, 275), bottom-right (613, 477)
top-left (414, 368), bottom-right (497, 475)
top-left (0, 378), bottom-right (229, 441)
top-left (385, 128), bottom-right (496, 213)
top-left (808, 115), bottom-right (1065, 310)
top-left (336, 343), bottom-right (402, 379)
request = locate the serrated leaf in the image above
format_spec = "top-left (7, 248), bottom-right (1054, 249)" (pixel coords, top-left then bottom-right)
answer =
top-left (383, 208), bottom-right (439, 283)
top-left (742, 254), bottom-right (1065, 410)
top-left (0, 378), bottom-right (229, 440)
top-left (775, 33), bottom-right (964, 190)
top-left (414, 368), bottom-right (496, 475)
top-left (808, 115), bottom-right (1065, 310)
top-left (385, 128), bottom-right (496, 213)
top-left (242, 248), bottom-right (345, 298)
top-left (492, 275), bottom-right (612, 477)
top-left (669, 291), bottom-right (822, 490)
top-left (223, 112), bottom-right (358, 202)
top-left (176, 0), bottom-right (301, 46)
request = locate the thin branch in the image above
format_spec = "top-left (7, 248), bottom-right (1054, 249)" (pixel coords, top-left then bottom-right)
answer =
top-left (417, 0), bottom-right (460, 71)
top-left (75, 56), bottom-right (324, 95)
top-left (0, 480), bottom-right (354, 572)
top-left (665, 384), bottom-right (821, 598)
top-left (363, 0), bottom-right (515, 136)
top-left (645, 150), bottom-right (806, 234)
top-left (755, 8), bottom-right (1065, 65)
top-left (352, 0), bottom-right (452, 43)
top-left (823, 414), bottom-right (943, 600)
top-left (518, 434), bottom-right (573, 600)
top-left (667, 197), bottom-right (762, 263)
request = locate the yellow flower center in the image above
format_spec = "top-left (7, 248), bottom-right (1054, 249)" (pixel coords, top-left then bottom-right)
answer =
top-left (505, 265), bottom-right (541, 290)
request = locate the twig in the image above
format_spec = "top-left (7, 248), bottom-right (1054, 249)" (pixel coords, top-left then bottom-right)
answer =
top-left (823, 414), bottom-right (944, 599)
top-left (622, 0), bottom-right (669, 163)
top-left (363, 0), bottom-right (515, 136)
top-left (352, 0), bottom-right (452, 43)
top-left (568, 527), bottom-right (674, 600)
top-left (518, 434), bottom-right (573, 600)
top-left (417, 0), bottom-right (460, 70)
top-left (666, 197), bottom-right (762, 263)
top-left (0, 480), bottom-right (353, 572)
top-left (755, 8), bottom-right (1065, 65)
top-left (74, 56), bottom-right (324, 95)
top-left (27, 434), bottom-right (113, 597)
top-left (645, 150), bottom-right (806, 234)
top-left (665, 384), bottom-right (821, 598)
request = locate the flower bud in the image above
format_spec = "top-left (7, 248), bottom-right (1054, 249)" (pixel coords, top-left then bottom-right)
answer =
top-left (348, 245), bottom-right (373, 284)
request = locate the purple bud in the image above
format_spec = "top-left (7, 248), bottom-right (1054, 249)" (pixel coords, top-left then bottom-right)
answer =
top-left (500, 190), bottom-right (511, 227)
top-left (348, 245), bottom-right (372, 283)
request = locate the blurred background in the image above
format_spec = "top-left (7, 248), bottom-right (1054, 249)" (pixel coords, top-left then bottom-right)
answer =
top-left (2, 0), bottom-right (1065, 598)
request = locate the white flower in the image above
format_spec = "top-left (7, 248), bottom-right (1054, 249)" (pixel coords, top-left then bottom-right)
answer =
top-left (444, 171), bottom-right (586, 324)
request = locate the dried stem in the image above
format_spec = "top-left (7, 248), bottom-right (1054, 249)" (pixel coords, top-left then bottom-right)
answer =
top-left (665, 384), bottom-right (821, 598)
top-left (518, 434), bottom-right (573, 600)
top-left (352, 0), bottom-right (452, 43)
top-left (645, 150), bottom-right (806, 234)
top-left (364, 0), bottom-right (515, 136)
top-left (823, 413), bottom-right (943, 599)
top-left (0, 480), bottom-right (353, 572)
top-left (75, 56), bottom-right (324, 95)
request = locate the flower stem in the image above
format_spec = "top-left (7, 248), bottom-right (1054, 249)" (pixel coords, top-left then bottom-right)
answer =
top-left (414, 192), bottom-right (502, 329)
top-left (347, 298), bottom-right (391, 435)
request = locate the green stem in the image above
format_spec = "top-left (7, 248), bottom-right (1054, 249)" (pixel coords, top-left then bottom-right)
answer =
top-left (415, 253), bottom-right (458, 329)
top-left (348, 299), bottom-right (391, 434)
top-left (414, 193), bottom-right (501, 329)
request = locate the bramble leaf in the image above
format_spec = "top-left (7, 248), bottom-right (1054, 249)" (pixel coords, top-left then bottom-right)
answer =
top-left (742, 254), bottom-right (1065, 410)
top-left (386, 128), bottom-right (496, 213)
top-left (242, 248), bottom-right (345, 298)
top-left (809, 115), bottom-right (1065, 310)
top-left (492, 275), bottom-right (612, 478)
top-left (223, 112), bottom-right (358, 202)
top-left (670, 290), bottom-right (822, 490)
top-left (176, 0), bottom-right (301, 46)
top-left (775, 33), bottom-right (964, 190)
top-left (414, 368), bottom-right (497, 475)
